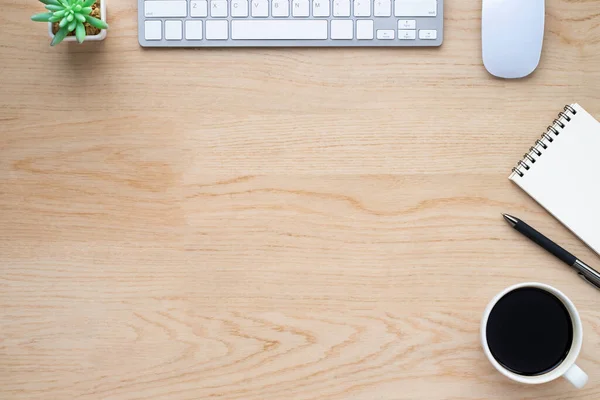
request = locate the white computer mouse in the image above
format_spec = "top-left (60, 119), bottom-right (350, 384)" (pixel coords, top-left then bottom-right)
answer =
top-left (482, 0), bottom-right (545, 79)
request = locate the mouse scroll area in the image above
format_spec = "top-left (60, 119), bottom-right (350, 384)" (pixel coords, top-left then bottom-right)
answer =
top-left (482, 0), bottom-right (545, 79)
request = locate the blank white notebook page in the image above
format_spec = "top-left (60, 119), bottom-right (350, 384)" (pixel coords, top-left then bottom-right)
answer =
top-left (509, 103), bottom-right (600, 255)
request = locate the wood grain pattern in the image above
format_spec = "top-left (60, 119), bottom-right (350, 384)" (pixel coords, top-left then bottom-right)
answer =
top-left (2, 0), bottom-right (600, 398)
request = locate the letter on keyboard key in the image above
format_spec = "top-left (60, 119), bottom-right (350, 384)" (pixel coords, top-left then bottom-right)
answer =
top-left (145, 1), bottom-right (187, 17)
top-left (251, 1), bottom-right (268, 16)
top-left (191, 1), bottom-right (208, 17)
top-left (232, 20), bottom-right (328, 39)
top-left (331, 19), bottom-right (353, 39)
top-left (145, 20), bottom-right (162, 40)
top-left (373, 0), bottom-right (391, 16)
top-left (232, 0), bottom-right (249, 16)
top-left (394, 0), bottom-right (436, 16)
top-left (206, 20), bottom-right (228, 39)
top-left (292, 0), bottom-right (309, 17)
top-left (356, 20), bottom-right (374, 39)
top-left (354, 0), bottom-right (371, 16)
top-left (312, 0), bottom-right (330, 16)
top-left (272, 0), bottom-right (289, 17)
top-left (333, 0), bottom-right (351, 16)
top-left (211, 0), bottom-right (228, 17)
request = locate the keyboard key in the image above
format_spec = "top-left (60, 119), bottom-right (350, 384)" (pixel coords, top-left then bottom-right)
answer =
top-left (394, 0), bottom-right (436, 17)
top-left (210, 0), bottom-right (228, 17)
top-left (376, 29), bottom-right (394, 39)
top-left (356, 19), bottom-right (373, 39)
top-left (206, 20), bottom-right (228, 39)
top-left (272, 0), bottom-right (290, 16)
top-left (251, 0), bottom-right (269, 16)
top-left (331, 19), bottom-right (353, 39)
top-left (231, 20), bottom-right (327, 39)
top-left (292, 0), bottom-right (309, 17)
top-left (398, 19), bottom-right (416, 29)
top-left (373, 0), bottom-right (391, 16)
top-left (419, 29), bottom-right (437, 39)
top-left (145, 1), bottom-right (187, 17)
top-left (312, 0), bottom-right (330, 16)
top-left (190, 1), bottom-right (208, 17)
top-left (354, 0), bottom-right (371, 16)
top-left (144, 20), bottom-right (162, 40)
top-left (333, 0), bottom-right (351, 17)
top-left (165, 20), bottom-right (183, 40)
top-left (232, 0), bottom-right (249, 16)
top-left (185, 20), bottom-right (203, 39)
top-left (398, 29), bottom-right (416, 39)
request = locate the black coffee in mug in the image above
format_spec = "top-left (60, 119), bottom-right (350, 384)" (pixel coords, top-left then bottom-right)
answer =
top-left (486, 287), bottom-right (573, 376)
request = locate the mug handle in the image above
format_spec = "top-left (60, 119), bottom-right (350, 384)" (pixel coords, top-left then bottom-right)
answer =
top-left (563, 364), bottom-right (588, 388)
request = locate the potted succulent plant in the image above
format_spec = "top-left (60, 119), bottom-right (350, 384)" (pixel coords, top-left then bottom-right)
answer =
top-left (31, 0), bottom-right (108, 46)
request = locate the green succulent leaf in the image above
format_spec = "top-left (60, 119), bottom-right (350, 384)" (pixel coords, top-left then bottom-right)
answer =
top-left (51, 26), bottom-right (69, 46)
top-left (44, 4), bottom-right (63, 11)
top-left (75, 21), bottom-right (86, 43)
top-left (33, 0), bottom-right (105, 45)
top-left (31, 12), bottom-right (53, 22)
top-left (85, 15), bottom-right (108, 30)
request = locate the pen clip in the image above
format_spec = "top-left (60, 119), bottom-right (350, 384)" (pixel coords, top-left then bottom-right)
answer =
top-left (577, 272), bottom-right (600, 291)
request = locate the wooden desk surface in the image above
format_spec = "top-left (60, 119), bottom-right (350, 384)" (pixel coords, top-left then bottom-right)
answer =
top-left (2, 0), bottom-right (600, 399)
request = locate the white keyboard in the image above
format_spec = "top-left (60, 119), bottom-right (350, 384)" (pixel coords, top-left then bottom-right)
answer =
top-left (138, 0), bottom-right (443, 47)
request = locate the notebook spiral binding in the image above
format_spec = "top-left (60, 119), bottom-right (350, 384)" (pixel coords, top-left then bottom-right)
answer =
top-left (512, 105), bottom-right (578, 177)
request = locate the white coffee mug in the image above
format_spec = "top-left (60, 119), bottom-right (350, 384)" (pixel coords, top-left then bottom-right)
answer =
top-left (481, 282), bottom-right (588, 388)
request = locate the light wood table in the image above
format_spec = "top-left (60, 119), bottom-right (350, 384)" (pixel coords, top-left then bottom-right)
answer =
top-left (2, 1), bottom-right (600, 399)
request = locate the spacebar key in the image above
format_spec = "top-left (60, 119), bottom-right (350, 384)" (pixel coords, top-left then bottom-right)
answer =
top-left (232, 20), bottom-right (328, 40)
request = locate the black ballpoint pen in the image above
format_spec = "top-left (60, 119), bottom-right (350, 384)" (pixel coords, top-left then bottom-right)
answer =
top-left (503, 214), bottom-right (600, 291)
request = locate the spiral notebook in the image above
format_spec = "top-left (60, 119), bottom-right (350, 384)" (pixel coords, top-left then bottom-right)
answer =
top-left (509, 103), bottom-right (600, 256)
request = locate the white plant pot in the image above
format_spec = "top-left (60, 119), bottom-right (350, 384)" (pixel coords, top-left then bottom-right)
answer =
top-left (48, 0), bottom-right (107, 42)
